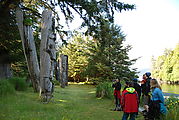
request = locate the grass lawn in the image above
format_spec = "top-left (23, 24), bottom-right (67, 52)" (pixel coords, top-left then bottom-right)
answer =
top-left (0, 85), bottom-right (144, 120)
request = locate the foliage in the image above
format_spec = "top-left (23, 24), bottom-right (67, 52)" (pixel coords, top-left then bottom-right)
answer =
top-left (11, 62), bottom-right (29, 77)
top-left (0, 8), bottom-right (23, 64)
top-left (0, 79), bottom-right (15, 96)
top-left (60, 34), bottom-right (91, 82)
top-left (165, 96), bottom-right (179, 110)
top-left (0, 0), bottom-right (135, 80)
top-left (19, 0), bottom-right (135, 39)
top-left (53, 79), bottom-right (60, 86)
top-left (8, 77), bottom-right (28, 91)
top-left (0, 77), bottom-right (28, 96)
top-left (96, 82), bottom-right (113, 99)
top-left (165, 107), bottom-right (179, 120)
top-left (0, 1), bottom-right (37, 78)
top-left (152, 44), bottom-right (179, 83)
top-left (164, 96), bottom-right (179, 120)
top-left (85, 22), bottom-right (137, 82)
top-left (0, 0), bottom-right (135, 48)
top-left (60, 23), bottom-right (137, 83)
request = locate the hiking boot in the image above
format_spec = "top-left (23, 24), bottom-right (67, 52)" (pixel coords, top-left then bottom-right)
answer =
top-left (116, 106), bottom-right (122, 111)
top-left (142, 110), bottom-right (148, 117)
top-left (116, 108), bottom-right (122, 111)
top-left (110, 108), bottom-right (117, 111)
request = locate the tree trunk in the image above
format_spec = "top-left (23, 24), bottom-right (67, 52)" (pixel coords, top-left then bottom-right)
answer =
top-left (40, 10), bottom-right (56, 102)
top-left (0, 49), bottom-right (13, 79)
top-left (15, 7), bottom-right (40, 92)
top-left (0, 63), bottom-right (13, 79)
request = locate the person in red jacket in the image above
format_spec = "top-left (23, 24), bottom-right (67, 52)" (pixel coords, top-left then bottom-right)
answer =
top-left (121, 82), bottom-right (139, 120)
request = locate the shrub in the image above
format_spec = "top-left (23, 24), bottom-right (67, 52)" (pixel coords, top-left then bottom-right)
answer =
top-left (8, 77), bottom-right (28, 91)
top-left (96, 82), bottom-right (113, 99)
top-left (164, 96), bottom-right (179, 120)
top-left (53, 80), bottom-right (60, 86)
top-left (165, 96), bottom-right (179, 110)
top-left (0, 79), bottom-right (15, 96)
top-left (165, 106), bottom-right (179, 120)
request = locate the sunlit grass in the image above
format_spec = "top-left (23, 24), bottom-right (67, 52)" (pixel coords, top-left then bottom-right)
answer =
top-left (0, 85), bottom-right (144, 120)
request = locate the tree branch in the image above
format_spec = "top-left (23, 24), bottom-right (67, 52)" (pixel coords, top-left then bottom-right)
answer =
top-left (20, 6), bottom-right (42, 18)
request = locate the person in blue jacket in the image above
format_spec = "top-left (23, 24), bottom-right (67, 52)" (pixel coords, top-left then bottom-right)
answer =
top-left (145, 78), bottom-right (167, 120)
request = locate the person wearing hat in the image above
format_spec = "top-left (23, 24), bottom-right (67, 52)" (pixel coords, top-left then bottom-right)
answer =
top-left (141, 72), bottom-right (152, 115)
top-left (121, 82), bottom-right (139, 120)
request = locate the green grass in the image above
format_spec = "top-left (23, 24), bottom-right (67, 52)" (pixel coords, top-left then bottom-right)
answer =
top-left (0, 85), bottom-right (144, 120)
top-left (8, 77), bottom-right (28, 91)
top-left (96, 82), bottom-right (113, 99)
top-left (0, 79), bottom-right (15, 96)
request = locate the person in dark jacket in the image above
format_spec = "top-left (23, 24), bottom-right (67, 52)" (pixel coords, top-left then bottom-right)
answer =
top-left (121, 82), bottom-right (139, 120)
top-left (133, 78), bottom-right (141, 103)
top-left (141, 72), bottom-right (152, 114)
top-left (112, 79), bottom-right (122, 111)
top-left (141, 72), bottom-right (151, 96)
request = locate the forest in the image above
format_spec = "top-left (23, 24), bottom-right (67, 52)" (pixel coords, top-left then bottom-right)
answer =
top-left (152, 44), bottom-right (179, 84)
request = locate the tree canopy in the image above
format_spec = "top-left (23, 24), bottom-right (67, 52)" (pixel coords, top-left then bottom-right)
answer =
top-left (0, 0), bottom-right (135, 77)
top-left (60, 33), bottom-right (91, 82)
top-left (152, 44), bottom-right (179, 83)
top-left (0, 0), bottom-right (135, 62)
top-left (60, 22), bottom-right (137, 83)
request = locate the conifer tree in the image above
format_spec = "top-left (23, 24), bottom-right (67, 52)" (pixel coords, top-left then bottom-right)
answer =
top-left (84, 22), bottom-right (137, 83)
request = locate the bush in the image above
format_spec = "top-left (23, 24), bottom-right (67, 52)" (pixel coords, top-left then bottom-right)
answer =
top-left (165, 106), bottom-right (179, 120)
top-left (164, 96), bottom-right (179, 120)
top-left (53, 80), bottom-right (60, 86)
top-left (8, 77), bottom-right (28, 91)
top-left (165, 96), bottom-right (179, 110)
top-left (0, 79), bottom-right (15, 96)
top-left (96, 82), bottom-right (113, 99)
top-left (91, 77), bottom-right (111, 85)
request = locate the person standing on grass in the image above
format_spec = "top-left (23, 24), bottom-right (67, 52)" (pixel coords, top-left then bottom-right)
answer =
top-left (133, 78), bottom-right (141, 103)
top-left (145, 79), bottom-right (167, 120)
top-left (141, 72), bottom-right (152, 113)
top-left (121, 82), bottom-right (139, 120)
top-left (132, 78), bottom-right (141, 117)
top-left (112, 79), bottom-right (122, 111)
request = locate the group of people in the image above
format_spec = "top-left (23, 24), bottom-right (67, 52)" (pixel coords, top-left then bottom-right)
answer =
top-left (112, 72), bottom-right (167, 120)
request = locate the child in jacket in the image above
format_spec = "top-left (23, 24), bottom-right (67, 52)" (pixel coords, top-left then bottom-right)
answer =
top-left (121, 82), bottom-right (139, 120)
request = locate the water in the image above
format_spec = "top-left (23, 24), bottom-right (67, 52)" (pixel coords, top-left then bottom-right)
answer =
top-left (161, 84), bottom-right (179, 94)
